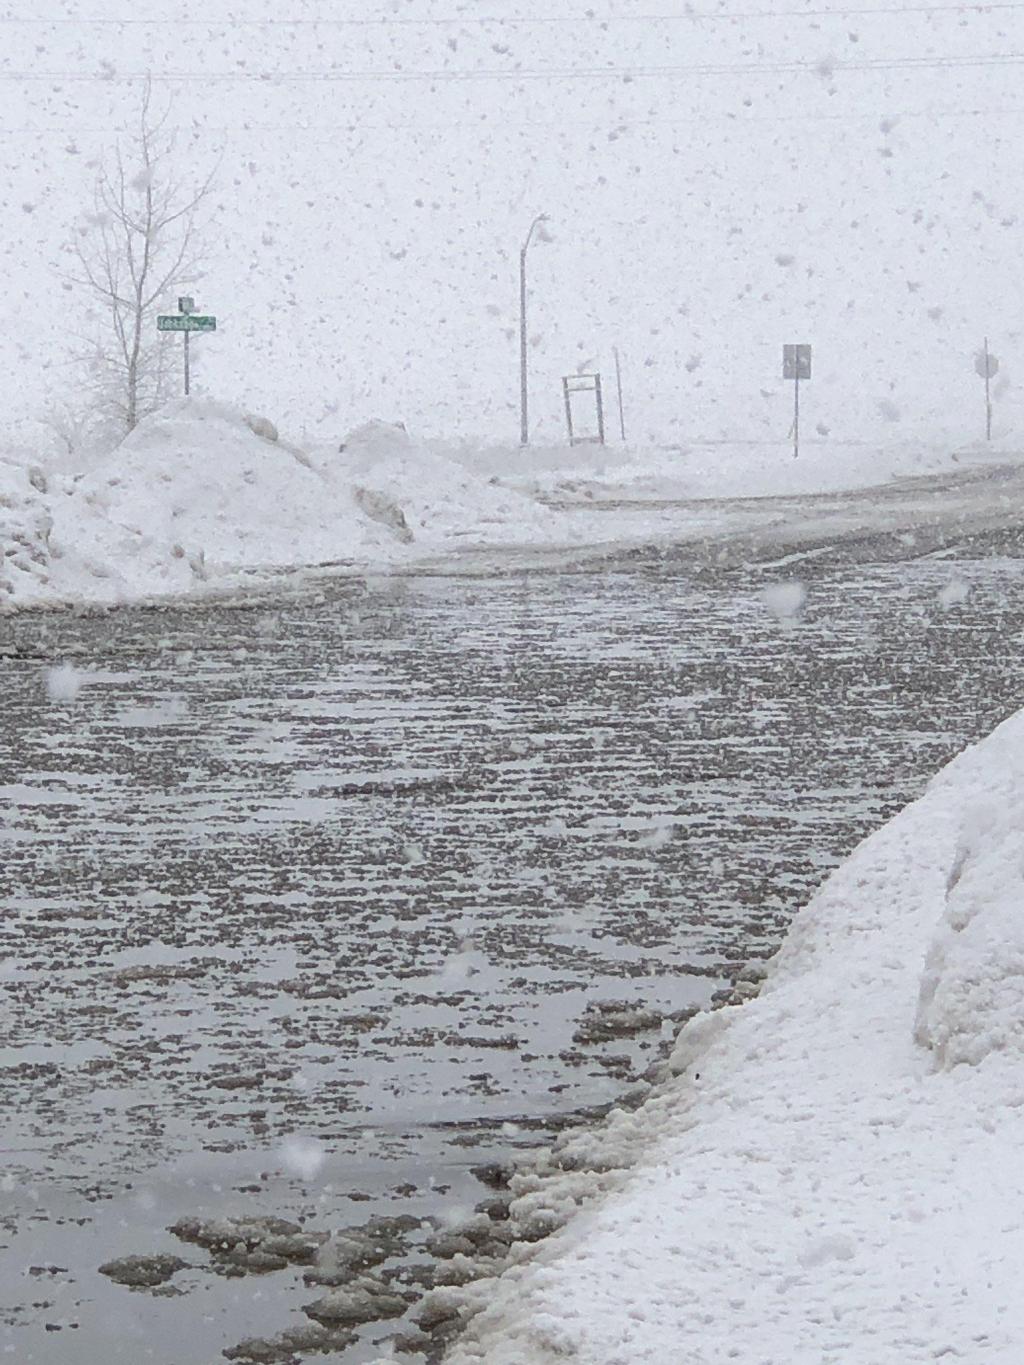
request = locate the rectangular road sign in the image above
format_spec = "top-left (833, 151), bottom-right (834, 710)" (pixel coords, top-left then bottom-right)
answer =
top-left (158, 315), bottom-right (216, 332)
top-left (783, 344), bottom-right (812, 380)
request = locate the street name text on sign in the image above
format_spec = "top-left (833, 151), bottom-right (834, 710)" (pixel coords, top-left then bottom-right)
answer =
top-left (157, 314), bottom-right (217, 332)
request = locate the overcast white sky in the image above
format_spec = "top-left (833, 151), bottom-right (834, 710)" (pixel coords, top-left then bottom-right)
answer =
top-left (3, 0), bottom-right (1023, 447)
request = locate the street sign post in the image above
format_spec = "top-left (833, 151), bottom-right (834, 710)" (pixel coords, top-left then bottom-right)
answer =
top-left (157, 299), bottom-right (217, 396)
top-left (783, 344), bottom-right (812, 458)
top-left (975, 338), bottom-right (999, 441)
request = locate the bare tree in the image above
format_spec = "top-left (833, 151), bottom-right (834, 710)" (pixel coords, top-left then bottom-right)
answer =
top-left (73, 81), bottom-right (215, 434)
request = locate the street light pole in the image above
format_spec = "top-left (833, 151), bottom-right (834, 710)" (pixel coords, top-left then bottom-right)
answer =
top-left (519, 213), bottom-right (548, 446)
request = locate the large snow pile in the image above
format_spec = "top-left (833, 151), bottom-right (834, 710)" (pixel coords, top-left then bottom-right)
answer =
top-left (45, 398), bottom-right (392, 602)
top-left (316, 419), bottom-right (569, 549)
top-left (2, 401), bottom-right (575, 608)
top-left (915, 802), bottom-right (1024, 1070)
top-left (434, 708), bottom-right (1024, 1364)
top-left (0, 460), bottom-right (53, 607)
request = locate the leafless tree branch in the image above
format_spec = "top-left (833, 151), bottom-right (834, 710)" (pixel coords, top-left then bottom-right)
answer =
top-left (70, 77), bottom-right (216, 435)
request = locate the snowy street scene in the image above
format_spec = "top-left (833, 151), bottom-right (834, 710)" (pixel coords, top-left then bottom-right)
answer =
top-left (5, 529), bottom-right (1024, 1365)
top-left (5, 2), bottom-right (1024, 1364)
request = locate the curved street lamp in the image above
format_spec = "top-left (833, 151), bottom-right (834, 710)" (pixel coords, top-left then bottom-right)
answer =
top-left (519, 213), bottom-right (549, 446)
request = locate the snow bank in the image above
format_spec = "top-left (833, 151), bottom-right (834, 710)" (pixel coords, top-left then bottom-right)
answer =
top-left (3, 401), bottom-right (1022, 612)
top-left (42, 398), bottom-right (372, 604)
top-left (0, 459), bottom-right (53, 606)
top-left (443, 433), bottom-right (1020, 503)
top-left (317, 419), bottom-right (568, 548)
top-left (915, 800), bottom-right (1024, 1070)
top-left (435, 707), bottom-right (1024, 1365)
top-left (2, 401), bottom-right (575, 609)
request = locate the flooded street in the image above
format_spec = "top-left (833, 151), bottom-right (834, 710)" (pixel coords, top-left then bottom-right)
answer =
top-left (3, 541), bottom-right (1024, 1363)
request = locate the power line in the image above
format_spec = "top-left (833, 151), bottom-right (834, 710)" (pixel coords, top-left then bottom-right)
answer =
top-left (4, 103), bottom-right (1023, 136)
top-left (3, 52), bottom-right (1024, 82)
top-left (1, 2), bottom-right (1023, 23)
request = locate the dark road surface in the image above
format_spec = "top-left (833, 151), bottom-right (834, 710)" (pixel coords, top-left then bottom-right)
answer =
top-left (2, 536), bottom-right (1024, 1362)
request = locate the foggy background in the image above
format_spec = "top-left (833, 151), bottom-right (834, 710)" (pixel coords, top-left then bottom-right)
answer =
top-left (1, 0), bottom-right (1021, 447)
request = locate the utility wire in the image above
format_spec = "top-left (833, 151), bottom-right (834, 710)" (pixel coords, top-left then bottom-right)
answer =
top-left (4, 103), bottom-right (1023, 135)
top-left (2, 52), bottom-right (1024, 81)
top-left (1, 2), bottom-right (1023, 23)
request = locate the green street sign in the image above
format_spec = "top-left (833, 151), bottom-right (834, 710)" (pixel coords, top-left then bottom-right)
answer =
top-left (157, 315), bottom-right (216, 332)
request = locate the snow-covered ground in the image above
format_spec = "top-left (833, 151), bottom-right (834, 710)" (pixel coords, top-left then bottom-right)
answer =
top-left (0, 402), bottom-right (580, 609)
top-left (2, 398), bottom-right (1022, 611)
top-left (432, 705), bottom-right (1024, 1364)
top-left (446, 431), bottom-right (1020, 503)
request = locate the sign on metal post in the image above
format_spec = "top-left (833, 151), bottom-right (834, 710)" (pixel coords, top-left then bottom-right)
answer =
top-left (975, 338), bottom-right (998, 442)
top-left (783, 344), bottom-right (812, 380)
top-left (783, 344), bottom-right (812, 458)
top-left (157, 299), bottom-right (217, 396)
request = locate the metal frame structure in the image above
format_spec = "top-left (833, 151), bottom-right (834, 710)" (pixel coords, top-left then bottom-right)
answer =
top-left (562, 372), bottom-right (606, 446)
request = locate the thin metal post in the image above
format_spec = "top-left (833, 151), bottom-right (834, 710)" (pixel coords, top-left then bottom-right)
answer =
top-left (984, 335), bottom-right (992, 441)
top-left (793, 371), bottom-right (800, 459)
top-left (562, 376), bottom-right (574, 444)
top-left (184, 328), bottom-right (191, 397)
top-left (518, 214), bottom-right (549, 447)
top-left (594, 373), bottom-right (606, 446)
top-left (613, 346), bottom-right (626, 441)
top-left (519, 248), bottom-right (528, 446)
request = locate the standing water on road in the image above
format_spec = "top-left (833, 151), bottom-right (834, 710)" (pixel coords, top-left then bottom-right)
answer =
top-left (2, 550), bottom-right (1023, 1362)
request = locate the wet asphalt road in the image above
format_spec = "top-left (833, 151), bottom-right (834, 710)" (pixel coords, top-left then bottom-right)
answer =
top-left (2, 534), bottom-right (1024, 1362)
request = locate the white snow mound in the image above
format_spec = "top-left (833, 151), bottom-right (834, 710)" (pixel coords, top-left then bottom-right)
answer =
top-left (0, 459), bottom-right (53, 607)
top-left (43, 398), bottom-right (376, 603)
top-left (338, 418), bottom-right (413, 466)
top-left (312, 418), bottom-right (570, 550)
top-left (3, 400), bottom-right (576, 608)
top-left (915, 798), bottom-right (1024, 1069)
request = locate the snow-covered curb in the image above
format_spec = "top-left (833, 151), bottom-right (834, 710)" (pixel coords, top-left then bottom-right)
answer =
top-left (410, 707), bottom-right (1024, 1364)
